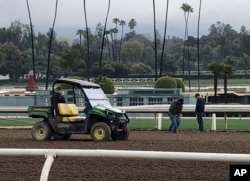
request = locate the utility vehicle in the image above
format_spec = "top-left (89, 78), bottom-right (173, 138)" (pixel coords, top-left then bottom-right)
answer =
top-left (28, 78), bottom-right (129, 141)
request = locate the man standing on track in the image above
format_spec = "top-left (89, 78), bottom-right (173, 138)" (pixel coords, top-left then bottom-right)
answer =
top-left (194, 93), bottom-right (205, 133)
top-left (168, 98), bottom-right (184, 133)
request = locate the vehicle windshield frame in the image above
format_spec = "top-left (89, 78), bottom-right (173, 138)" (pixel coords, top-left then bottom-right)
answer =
top-left (82, 86), bottom-right (111, 107)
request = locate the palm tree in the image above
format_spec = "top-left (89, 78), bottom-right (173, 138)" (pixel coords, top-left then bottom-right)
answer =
top-left (208, 62), bottom-right (223, 103)
top-left (76, 29), bottom-right (84, 45)
top-left (118, 19), bottom-right (126, 62)
top-left (112, 18), bottom-right (120, 40)
top-left (181, 3), bottom-right (193, 91)
top-left (83, 0), bottom-right (90, 81)
top-left (160, 0), bottom-right (169, 77)
top-left (153, 0), bottom-right (157, 80)
top-left (109, 28), bottom-right (115, 62)
top-left (46, 0), bottom-right (58, 90)
top-left (26, 0), bottom-right (35, 81)
top-left (99, 0), bottom-right (110, 75)
top-left (112, 18), bottom-right (120, 62)
top-left (222, 64), bottom-right (234, 104)
top-left (128, 19), bottom-right (137, 31)
top-left (181, 3), bottom-right (193, 76)
top-left (197, 0), bottom-right (202, 91)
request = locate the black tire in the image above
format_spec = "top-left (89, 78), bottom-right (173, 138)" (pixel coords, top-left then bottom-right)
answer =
top-left (111, 127), bottom-right (129, 141)
top-left (53, 133), bottom-right (72, 140)
top-left (90, 122), bottom-right (111, 141)
top-left (31, 121), bottom-right (52, 141)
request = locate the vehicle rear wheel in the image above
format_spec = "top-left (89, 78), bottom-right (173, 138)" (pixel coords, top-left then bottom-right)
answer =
top-left (90, 122), bottom-right (111, 141)
top-left (31, 121), bottom-right (52, 141)
top-left (53, 133), bottom-right (72, 140)
top-left (111, 127), bottom-right (129, 140)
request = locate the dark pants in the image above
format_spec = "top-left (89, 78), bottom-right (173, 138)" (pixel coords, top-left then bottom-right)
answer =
top-left (196, 112), bottom-right (204, 131)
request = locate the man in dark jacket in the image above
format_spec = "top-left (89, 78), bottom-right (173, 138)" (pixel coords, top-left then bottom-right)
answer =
top-left (51, 86), bottom-right (66, 115)
top-left (168, 98), bottom-right (184, 133)
top-left (195, 93), bottom-right (205, 133)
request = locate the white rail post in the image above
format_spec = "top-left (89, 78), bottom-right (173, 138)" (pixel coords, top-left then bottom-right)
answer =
top-left (40, 153), bottom-right (56, 181)
top-left (224, 113), bottom-right (228, 131)
top-left (157, 113), bottom-right (162, 130)
top-left (211, 113), bottom-right (216, 131)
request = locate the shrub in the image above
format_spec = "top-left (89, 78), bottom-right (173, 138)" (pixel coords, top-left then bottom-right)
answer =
top-left (94, 76), bottom-right (115, 94)
top-left (154, 76), bottom-right (177, 88)
top-left (175, 78), bottom-right (185, 92)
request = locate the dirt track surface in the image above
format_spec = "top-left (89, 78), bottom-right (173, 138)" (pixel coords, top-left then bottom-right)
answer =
top-left (0, 129), bottom-right (250, 181)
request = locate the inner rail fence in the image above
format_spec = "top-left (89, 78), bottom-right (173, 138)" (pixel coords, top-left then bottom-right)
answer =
top-left (1, 149), bottom-right (250, 181)
top-left (1, 105), bottom-right (250, 130)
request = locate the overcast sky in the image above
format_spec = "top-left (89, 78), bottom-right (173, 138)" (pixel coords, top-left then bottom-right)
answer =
top-left (1, 0), bottom-right (249, 40)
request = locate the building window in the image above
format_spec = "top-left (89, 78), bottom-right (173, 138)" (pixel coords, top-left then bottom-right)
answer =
top-left (117, 97), bottom-right (123, 106)
top-left (167, 97), bottom-right (173, 102)
top-left (130, 97), bottom-right (144, 106)
top-left (148, 97), bottom-right (163, 105)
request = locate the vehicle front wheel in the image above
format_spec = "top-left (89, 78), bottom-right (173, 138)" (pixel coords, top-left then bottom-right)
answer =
top-left (53, 133), bottom-right (72, 140)
top-left (111, 127), bottom-right (129, 140)
top-left (90, 122), bottom-right (111, 141)
top-left (31, 121), bottom-right (52, 141)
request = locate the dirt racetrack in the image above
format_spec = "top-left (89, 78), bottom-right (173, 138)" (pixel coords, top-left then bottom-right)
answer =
top-left (0, 129), bottom-right (250, 181)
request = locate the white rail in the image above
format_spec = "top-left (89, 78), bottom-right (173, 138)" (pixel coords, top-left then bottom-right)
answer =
top-left (1, 149), bottom-right (250, 181)
top-left (1, 104), bottom-right (250, 114)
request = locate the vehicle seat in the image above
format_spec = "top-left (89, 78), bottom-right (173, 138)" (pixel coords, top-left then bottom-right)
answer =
top-left (57, 103), bottom-right (85, 122)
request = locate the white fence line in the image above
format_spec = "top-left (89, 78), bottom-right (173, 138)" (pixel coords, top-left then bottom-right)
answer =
top-left (2, 104), bottom-right (250, 114)
top-left (1, 149), bottom-right (250, 181)
top-left (1, 104), bottom-right (250, 130)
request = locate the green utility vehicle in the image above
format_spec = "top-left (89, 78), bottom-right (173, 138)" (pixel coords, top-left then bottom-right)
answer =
top-left (28, 78), bottom-right (129, 141)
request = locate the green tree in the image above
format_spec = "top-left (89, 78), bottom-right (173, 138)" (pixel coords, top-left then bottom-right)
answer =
top-left (0, 42), bottom-right (26, 79)
top-left (121, 39), bottom-right (144, 63)
top-left (76, 29), bottom-right (84, 45)
top-left (221, 64), bottom-right (234, 104)
top-left (128, 19), bottom-right (137, 31)
top-left (208, 62), bottom-right (223, 103)
top-left (59, 48), bottom-right (82, 76)
top-left (131, 63), bottom-right (153, 75)
top-left (118, 19), bottom-right (126, 62)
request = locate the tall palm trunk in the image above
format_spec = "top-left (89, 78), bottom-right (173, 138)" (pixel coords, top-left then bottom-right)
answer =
top-left (106, 34), bottom-right (112, 61)
top-left (214, 73), bottom-right (218, 103)
top-left (110, 32), bottom-right (115, 62)
top-left (182, 16), bottom-right (187, 76)
top-left (153, 0), bottom-right (157, 80)
top-left (83, 0), bottom-right (90, 81)
top-left (118, 24), bottom-right (124, 63)
top-left (99, 0), bottom-right (110, 75)
top-left (223, 75), bottom-right (227, 104)
top-left (26, 0), bottom-right (35, 80)
top-left (160, 0), bottom-right (169, 77)
top-left (197, 0), bottom-right (202, 91)
top-left (45, 0), bottom-right (58, 90)
top-left (186, 12), bottom-right (191, 92)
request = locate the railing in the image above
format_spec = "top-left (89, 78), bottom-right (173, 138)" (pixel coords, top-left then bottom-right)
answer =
top-left (1, 148), bottom-right (250, 181)
top-left (1, 104), bottom-right (250, 130)
top-left (1, 104), bottom-right (250, 114)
